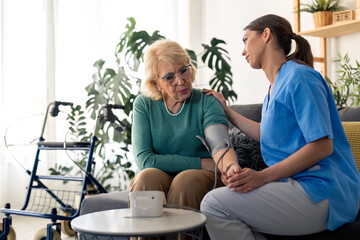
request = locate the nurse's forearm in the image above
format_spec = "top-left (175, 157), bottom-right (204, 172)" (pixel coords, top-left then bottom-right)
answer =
top-left (261, 137), bottom-right (333, 183)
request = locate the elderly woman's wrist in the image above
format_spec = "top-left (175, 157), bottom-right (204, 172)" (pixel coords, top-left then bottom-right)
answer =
top-left (225, 162), bottom-right (239, 173)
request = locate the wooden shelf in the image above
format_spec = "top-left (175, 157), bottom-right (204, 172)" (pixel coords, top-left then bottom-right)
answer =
top-left (299, 19), bottom-right (360, 38)
top-left (293, 0), bottom-right (360, 76)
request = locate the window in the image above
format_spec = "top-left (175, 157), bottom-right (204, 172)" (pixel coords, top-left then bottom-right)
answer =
top-left (0, 0), bottom-right (183, 208)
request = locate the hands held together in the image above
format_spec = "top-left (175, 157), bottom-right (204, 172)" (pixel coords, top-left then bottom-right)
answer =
top-left (222, 164), bottom-right (267, 194)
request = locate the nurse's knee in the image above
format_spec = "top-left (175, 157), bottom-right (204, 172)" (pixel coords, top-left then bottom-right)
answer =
top-left (200, 192), bottom-right (212, 213)
top-left (200, 187), bottom-right (230, 212)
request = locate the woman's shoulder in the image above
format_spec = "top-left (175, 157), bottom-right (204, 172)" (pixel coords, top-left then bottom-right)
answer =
top-left (190, 89), bottom-right (223, 114)
top-left (285, 61), bottom-right (320, 76)
top-left (191, 88), bottom-right (217, 100)
top-left (190, 88), bottom-right (218, 105)
top-left (280, 61), bottom-right (328, 100)
top-left (133, 94), bottom-right (156, 108)
top-left (282, 61), bottom-right (322, 84)
top-left (190, 88), bottom-right (202, 97)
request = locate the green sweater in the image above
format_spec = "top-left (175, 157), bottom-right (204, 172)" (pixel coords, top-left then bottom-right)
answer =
top-left (132, 88), bottom-right (229, 173)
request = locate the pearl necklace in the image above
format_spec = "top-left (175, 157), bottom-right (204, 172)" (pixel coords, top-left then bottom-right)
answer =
top-left (164, 100), bottom-right (185, 117)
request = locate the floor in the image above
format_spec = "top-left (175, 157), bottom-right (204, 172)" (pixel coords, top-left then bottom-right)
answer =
top-left (7, 215), bottom-right (75, 240)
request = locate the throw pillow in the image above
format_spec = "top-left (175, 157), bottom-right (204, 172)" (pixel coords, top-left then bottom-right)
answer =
top-left (228, 128), bottom-right (267, 171)
top-left (342, 121), bottom-right (360, 172)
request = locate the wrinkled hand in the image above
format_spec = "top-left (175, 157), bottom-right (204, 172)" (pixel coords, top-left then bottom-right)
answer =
top-left (222, 166), bottom-right (267, 193)
top-left (203, 89), bottom-right (227, 110)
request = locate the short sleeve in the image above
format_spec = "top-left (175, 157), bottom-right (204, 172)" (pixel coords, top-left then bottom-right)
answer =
top-left (202, 95), bottom-right (229, 130)
top-left (291, 75), bottom-right (333, 143)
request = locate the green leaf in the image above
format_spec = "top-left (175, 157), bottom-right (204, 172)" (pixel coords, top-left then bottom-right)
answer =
top-left (93, 59), bottom-right (105, 69)
top-left (186, 49), bottom-right (198, 68)
top-left (202, 38), bottom-right (231, 72)
top-left (299, 0), bottom-right (347, 13)
top-left (115, 18), bottom-right (136, 63)
top-left (124, 30), bottom-right (165, 71)
top-left (201, 38), bottom-right (236, 102)
top-left (328, 53), bottom-right (360, 107)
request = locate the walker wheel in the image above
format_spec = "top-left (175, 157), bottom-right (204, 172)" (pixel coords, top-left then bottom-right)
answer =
top-left (33, 228), bottom-right (61, 240)
top-left (60, 211), bottom-right (75, 236)
top-left (0, 222), bottom-right (16, 240)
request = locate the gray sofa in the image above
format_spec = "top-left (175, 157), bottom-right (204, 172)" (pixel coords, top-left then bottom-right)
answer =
top-left (80, 103), bottom-right (360, 240)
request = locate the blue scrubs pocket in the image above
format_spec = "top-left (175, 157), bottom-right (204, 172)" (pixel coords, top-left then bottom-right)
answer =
top-left (261, 105), bottom-right (292, 147)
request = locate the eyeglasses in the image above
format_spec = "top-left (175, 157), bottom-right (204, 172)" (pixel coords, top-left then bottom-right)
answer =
top-left (161, 65), bottom-right (192, 85)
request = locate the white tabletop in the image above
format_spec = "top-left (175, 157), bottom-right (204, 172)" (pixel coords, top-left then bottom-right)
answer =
top-left (71, 208), bottom-right (207, 236)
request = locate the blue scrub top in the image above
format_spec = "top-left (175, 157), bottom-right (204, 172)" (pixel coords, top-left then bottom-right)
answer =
top-left (260, 60), bottom-right (360, 230)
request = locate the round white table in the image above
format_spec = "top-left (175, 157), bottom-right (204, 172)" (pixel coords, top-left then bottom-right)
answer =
top-left (71, 208), bottom-right (207, 239)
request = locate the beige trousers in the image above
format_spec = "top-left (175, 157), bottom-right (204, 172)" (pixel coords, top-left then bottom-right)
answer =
top-left (129, 168), bottom-right (222, 210)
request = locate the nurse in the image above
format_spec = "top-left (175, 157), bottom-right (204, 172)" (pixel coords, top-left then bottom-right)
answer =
top-left (201, 14), bottom-right (360, 240)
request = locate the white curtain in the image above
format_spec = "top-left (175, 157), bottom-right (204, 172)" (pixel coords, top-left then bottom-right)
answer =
top-left (0, 0), bottom-right (195, 209)
top-left (0, 0), bottom-right (48, 210)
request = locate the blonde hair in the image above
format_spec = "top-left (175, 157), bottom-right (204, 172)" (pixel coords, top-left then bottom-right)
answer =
top-left (142, 39), bottom-right (196, 100)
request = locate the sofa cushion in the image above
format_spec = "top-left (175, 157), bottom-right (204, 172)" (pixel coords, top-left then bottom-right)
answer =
top-left (230, 104), bottom-right (262, 123)
top-left (342, 122), bottom-right (360, 172)
top-left (80, 191), bottom-right (129, 215)
top-left (338, 107), bottom-right (360, 122)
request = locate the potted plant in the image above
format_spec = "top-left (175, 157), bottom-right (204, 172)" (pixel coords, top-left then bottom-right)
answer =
top-left (299, 0), bottom-right (347, 28)
top-left (326, 53), bottom-right (360, 107)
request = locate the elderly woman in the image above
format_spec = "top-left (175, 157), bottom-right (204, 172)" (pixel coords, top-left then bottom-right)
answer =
top-left (130, 39), bottom-right (238, 210)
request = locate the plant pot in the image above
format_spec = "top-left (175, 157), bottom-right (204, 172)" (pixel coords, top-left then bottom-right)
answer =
top-left (313, 11), bottom-right (333, 28)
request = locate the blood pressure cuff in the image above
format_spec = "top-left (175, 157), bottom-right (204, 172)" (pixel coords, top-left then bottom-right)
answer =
top-left (196, 124), bottom-right (232, 157)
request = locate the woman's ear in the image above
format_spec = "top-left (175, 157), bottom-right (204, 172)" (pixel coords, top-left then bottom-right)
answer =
top-left (263, 28), bottom-right (271, 43)
top-left (155, 83), bottom-right (161, 91)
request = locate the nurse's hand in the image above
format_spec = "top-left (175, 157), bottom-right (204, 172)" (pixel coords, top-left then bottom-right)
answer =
top-left (225, 168), bottom-right (267, 193)
top-left (203, 89), bottom-right (227, 110)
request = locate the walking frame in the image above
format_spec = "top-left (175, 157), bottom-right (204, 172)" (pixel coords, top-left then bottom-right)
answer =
top-left (0, 101), bottom-right (125, 240)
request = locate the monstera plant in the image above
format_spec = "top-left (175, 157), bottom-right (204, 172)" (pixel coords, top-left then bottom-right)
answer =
top-left (50, 17), bottom-right (237, 191)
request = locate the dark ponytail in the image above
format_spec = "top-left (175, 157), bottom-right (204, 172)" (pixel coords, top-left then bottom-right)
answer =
top-left (288, 34), bottom-right (314, 68)
top-left (244, 14), bottom-right (314, 68)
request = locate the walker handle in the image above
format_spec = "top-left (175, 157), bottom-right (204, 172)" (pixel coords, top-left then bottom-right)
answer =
top-left (106, 104), bottom-right (125, 109)
top-left (57, 101), bottom-right (73, 106)
top-left (50, 101), bottom-right (74, 117)
top-left (40, 101), bottom-right (74, 138)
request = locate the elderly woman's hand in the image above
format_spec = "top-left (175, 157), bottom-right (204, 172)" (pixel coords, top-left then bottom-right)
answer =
top-left (203, 89), bottom-right (227, 110)
top-left (221, 163), bottom-right (241, 185)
